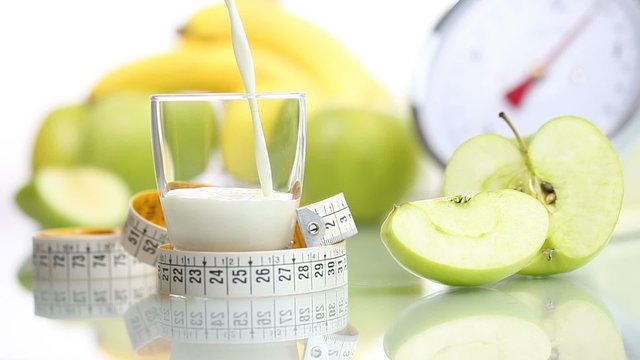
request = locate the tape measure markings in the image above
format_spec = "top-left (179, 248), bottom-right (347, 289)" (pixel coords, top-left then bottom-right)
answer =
top-left (122, 210), bottom-right (168, 266)
top-left (296, 193), bottom-right (357, 247)
top-left (125, 285), bottom-right (349, 349)
top-left (33, 275), bottom-right (157, 319)
top-left (157, 241), bottom-right (347, 298)
top-left (33, 229), bottom-right (154, 280)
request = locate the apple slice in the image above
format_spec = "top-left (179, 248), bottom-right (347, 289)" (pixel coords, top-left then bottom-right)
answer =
top-left (380, 189), bottom-right (548, 286)
top-left (15, 166), bottom-right (130, 228)
top-left (444, 115), bottom-right (624, 275)
top-left (498, 277), bottom-right (626, 360)
top-left (384, 288), bottom-right (551, 360)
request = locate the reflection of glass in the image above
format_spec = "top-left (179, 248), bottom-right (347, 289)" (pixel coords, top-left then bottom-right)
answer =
top-left (151, 93), bottom-right (306, 252)
top-left (384, 278), bottom-right (627, 360)
top-left (123, 286), bottom-right (356, 360)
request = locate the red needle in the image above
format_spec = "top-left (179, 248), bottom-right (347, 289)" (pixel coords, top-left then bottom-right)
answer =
top-left (504, 0), bottom-right (602, 107)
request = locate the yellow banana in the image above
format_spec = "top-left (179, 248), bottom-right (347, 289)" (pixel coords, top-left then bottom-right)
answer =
top-left (91, 40), bottom-right (325, 104)
top-left (178, 1), bottom-right (390, 106)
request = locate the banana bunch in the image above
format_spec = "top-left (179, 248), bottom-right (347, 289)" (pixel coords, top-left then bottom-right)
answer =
top-left (91, 0), bottom-right (390, 111)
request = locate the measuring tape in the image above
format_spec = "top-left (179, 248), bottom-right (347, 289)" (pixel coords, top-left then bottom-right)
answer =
top-left (33, 274), bottom-right (156, 319)
top-left (122, 191), bottom-right (357, 265)
top-left (32, 228), bottom-right (154, 280)
top-left (124, 285), bottom-right (356, 359)
top-left (157, 241), bottom-right (347, 298)
top-left (121, 190), bottom-right (357, 298)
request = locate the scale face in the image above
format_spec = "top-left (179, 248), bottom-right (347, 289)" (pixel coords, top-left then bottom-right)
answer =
top-left (412, 0), bottom-right (640, 165)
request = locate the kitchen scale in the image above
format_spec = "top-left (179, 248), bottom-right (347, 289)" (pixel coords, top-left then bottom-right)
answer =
top-left (412, 0), bottom-right (640, 165)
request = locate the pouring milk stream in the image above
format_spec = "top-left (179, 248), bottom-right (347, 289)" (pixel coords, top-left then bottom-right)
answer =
top-left (160, 0), bottom-right (299, 251)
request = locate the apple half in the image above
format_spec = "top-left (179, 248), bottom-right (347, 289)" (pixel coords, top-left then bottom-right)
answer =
top-left (384, 287), bottom-right (551, 360)
top-left (15, 166), bottom-right (130, 228)
top-left (444, 115), bottom-right (624, 275)
top-left (380, 189), bottom-right (548, 286)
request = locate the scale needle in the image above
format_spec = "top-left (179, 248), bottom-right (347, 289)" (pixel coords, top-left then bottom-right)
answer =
top-left (504, 0), bottom-right (603, 107)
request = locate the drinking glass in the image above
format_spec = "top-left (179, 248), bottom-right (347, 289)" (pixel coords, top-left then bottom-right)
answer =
top-left (150, 92), bottom-right (306, 252)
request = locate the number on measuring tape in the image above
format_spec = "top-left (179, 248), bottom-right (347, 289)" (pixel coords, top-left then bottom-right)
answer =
top-left (33, 275), bottom-right (156, 319)
top-left (32, 229), bottom-right (154, 280)
top-left (156, 241), bottom-right (348, 298)
top-left (297, 193), bottom-right (358, 247)
top-left (124, 285), bottom-right (350, 348)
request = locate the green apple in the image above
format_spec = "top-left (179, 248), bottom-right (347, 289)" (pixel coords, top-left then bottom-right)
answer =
top-left (384, 287), bottom-right (551, 360)
top-left (80, 91), bottom-right (156, 192)
top-left (161, 100), bottom-right (217, 181)
top-left (32, 104), bottom-right (86, 170)
top-left (381, 189), bottom-right (548, 286)
top-left (444, 114), bottom-right (624, 275)
top-left (498, 277), bottom-right (626, 359)
top-left (81, 91), bottom-right (216, 192)
top-left (15, 166), bottom-right (130, 228)
top-left (302, 107), bottom-right (419, 222)
top-left (17, 255), bottom-right (32, 291)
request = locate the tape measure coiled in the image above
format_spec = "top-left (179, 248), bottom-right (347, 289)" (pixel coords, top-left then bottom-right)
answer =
top-left (121, 190), bottom-right (357, 298)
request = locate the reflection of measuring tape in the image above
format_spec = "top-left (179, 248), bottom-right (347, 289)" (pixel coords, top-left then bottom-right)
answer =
top-left (124, 285), bottom-right (356, 358)
top-left (121, 190), bottom-right (356, 298)
top-left (32, 228), bottom-right (154, 280)
top-left (304, 325), bottom-right (359, 360)
top-left (33, 275), bottom-right (156, 319)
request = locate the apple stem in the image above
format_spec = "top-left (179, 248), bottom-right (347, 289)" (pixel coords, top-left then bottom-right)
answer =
top-left (498, 112), bottom-right (541, 180)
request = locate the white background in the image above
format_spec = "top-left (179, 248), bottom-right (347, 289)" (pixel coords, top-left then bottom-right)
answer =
top-left (0, 0), bottom-right (451, 358)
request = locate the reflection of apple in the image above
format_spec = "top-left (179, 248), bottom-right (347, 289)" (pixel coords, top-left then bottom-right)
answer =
top-left (15, 166), bottom-right (130, 228)
top-left (445, 115), bottom-right (624, 275)
top-left (302, 107), bottom-right (419, 223)
top-left (384, 287), bottom-right (551, 360)
top-left (616, 136), bottom-right (640, 236)
top-left (32, 104), bottom-right (86, 171)
top-left (381, 190), bottom-right (548, 286)
top-left (497, 277), bottom-right (626, 360)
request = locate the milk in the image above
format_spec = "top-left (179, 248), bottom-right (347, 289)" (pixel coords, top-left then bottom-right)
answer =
top-left (224, 0), bottom-right (273, 197)
top-left (162, 187), bottom-right (298, 251)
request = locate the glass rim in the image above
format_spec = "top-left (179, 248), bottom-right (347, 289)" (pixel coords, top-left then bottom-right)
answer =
top-left (150, 91), bottom-right (306, 102)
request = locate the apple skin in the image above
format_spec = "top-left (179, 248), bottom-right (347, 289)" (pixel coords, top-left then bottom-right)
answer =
top-left (80, 91), bottom-right (156, 193)
top-left (497, 276), bottom-right (627, 360)
top-left (380, 190), bottom-right (548, 286)
top-left (444, 116), bottom-right (624, 275)
top-left (302, 107), bottom-right (419, 223)
top-left (161, 100), bottom-right (217, 181)
top-left (32, 104), bottom-right (86, 171)
top-left (384, 287), bottom-right (551, 360)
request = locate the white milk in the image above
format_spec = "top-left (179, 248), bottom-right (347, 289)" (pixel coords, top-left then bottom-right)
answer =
top-left (161, 187), bottom-right (299, 251)
top-left (225, 0), bottom-right (273, 197)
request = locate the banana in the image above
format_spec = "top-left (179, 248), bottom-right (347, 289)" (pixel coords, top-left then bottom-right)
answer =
top-left (91, 40), bottom-right (325, 105)
top-left (178, 0), bottom-right (391, 106)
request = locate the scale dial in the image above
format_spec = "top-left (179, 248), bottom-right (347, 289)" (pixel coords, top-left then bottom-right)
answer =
top-left (413, 0), bottom-right (640, 165)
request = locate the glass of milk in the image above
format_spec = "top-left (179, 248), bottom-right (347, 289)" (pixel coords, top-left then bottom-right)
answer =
top-left (150, 92), bottom-right (306, 252)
